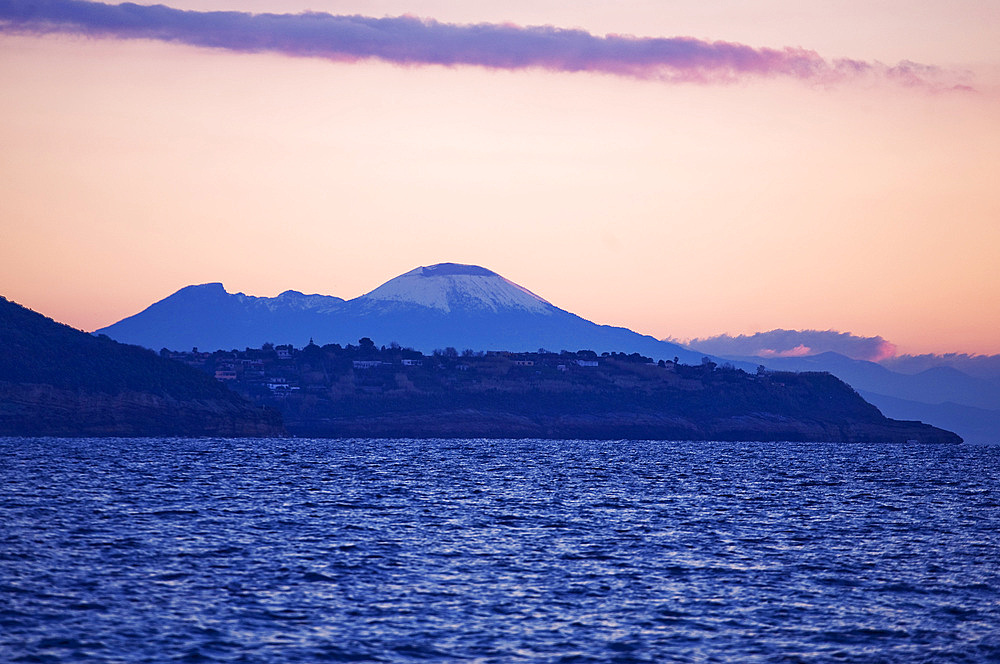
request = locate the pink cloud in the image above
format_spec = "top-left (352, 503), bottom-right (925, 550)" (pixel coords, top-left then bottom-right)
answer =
top-left (0, 0), bottom-right (969, 89)
top-left (690, 330), bottom-right (899, 362)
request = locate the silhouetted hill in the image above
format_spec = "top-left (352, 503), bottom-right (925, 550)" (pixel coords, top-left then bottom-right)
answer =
top-left (0, 296), bottom-right (283, 437)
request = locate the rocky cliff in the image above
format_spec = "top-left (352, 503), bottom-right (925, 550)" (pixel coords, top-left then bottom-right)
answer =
top-left (287, 409), bottom-right (957, 443)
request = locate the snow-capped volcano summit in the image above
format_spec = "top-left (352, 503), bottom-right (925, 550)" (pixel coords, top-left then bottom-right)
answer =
top-left (360, 263), bottom-right (552, 314)
top-left (94, 262), bottom-right (705, 364)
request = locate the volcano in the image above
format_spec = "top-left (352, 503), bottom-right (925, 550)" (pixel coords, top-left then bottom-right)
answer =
top-left (96, 263), bottom-right (705, 362)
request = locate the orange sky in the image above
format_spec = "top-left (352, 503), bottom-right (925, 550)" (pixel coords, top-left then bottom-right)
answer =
top-left (2, 1), bottom-right (999, 355)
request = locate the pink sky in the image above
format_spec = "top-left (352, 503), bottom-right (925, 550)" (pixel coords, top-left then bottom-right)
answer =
top-left (2, 0), bottom-right (999, 355)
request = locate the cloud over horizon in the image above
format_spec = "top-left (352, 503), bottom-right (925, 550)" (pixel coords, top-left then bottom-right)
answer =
top-left (0, 0), bottom-right (968, 88)
top-left (687, 330), bottom-right (898, 362)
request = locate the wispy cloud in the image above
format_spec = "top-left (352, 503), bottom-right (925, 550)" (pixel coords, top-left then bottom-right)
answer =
top-left (0, 0), bottom-right (970, 89)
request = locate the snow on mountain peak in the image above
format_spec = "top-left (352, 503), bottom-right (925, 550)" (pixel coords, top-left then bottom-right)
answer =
top-left (406, 263), bottom-right (498, 278)
top-left (362, 263), bottom-right (552, 314)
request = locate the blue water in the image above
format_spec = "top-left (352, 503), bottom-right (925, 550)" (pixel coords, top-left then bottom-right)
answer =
top-left (1, 438), bottom-right (999, 663)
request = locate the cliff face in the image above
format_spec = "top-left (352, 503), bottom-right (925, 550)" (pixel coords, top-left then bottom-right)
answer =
top-left (0, 297), bottom-right (284, 437)
top-left (0, 383), bottom-right (283, 437)
top-left (282, 406), bottom-right (959, 443)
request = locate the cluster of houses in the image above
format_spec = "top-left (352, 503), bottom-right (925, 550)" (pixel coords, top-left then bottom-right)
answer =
top-left (165, 348), bottom-right (301, 395)
top-left (351, 358), bottom-right (423, 370)
top-left (161, 343), bottom-right (682, 400)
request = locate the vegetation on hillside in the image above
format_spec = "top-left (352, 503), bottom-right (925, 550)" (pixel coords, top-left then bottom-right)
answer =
top-left (170, 338), bottom-right (957, 442)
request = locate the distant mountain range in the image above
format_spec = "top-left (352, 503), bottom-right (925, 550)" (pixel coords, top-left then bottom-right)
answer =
top-left (703, 348), bottom-right (1000, 445)
top-left (95, 263), bottom-right (711, 365)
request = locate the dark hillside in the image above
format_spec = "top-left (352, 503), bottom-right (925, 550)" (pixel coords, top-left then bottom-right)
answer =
top-left (0, 297), bottom-right (283, 437)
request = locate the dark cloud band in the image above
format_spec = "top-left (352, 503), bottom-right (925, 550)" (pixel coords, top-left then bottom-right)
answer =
top-left (0, 0), bottom-right (964, 88)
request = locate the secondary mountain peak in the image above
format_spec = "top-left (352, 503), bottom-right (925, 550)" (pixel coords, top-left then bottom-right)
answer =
top-left (360, 263), bottom-right (552, 314)
top-left (176, 282), bottom-right (229, 296)
top-left (94, 282), bottom-right (344, 350)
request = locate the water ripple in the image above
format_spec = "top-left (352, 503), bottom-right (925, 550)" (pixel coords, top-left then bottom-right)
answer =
top-left (1, 437), bottom-right (999, 662)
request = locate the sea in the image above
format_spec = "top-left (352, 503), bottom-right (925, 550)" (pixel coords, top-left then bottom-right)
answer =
top-left (1, 437), bottom-right (999, 664)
